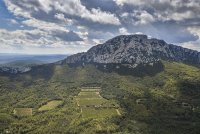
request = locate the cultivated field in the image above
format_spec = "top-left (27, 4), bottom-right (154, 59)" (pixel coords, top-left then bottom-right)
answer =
top-left (76, 88), bottom-right (120, 119)
top-left (77, 91), bottom-right (101, 98)
top-left (13, 108), bottom-right (33, 117)
top-left (38, 100), bottom-right (63, 111)
top-left (78, 98), bottom-right (108, 106)
top-left (81, 107), bottom-right (119, 118)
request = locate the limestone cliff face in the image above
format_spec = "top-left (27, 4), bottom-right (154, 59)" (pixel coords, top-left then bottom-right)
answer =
top-left (62, 34), bottom-right (200, 66)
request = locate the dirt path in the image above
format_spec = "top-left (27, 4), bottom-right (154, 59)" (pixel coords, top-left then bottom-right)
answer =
top-left (76, 99), bottom-right (80, 106)
top-left (116, 109), bottom-right (121, 116)
top-left (96, 91), bottom-right (103, 98)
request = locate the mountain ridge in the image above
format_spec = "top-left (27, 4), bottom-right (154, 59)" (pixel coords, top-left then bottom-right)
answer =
top-left (61, 34), bottom-right (200, 67)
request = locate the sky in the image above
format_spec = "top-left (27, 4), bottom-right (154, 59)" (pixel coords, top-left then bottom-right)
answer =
top-left (0, 0), bottom-right (200, 54)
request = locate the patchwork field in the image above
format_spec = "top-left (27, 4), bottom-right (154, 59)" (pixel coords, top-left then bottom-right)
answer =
top-left (38, 100), bottom-right (63, 111)
top-left (76, 88), bottom-right (120, 119)
top-left (81, 107), bottom-right (119, 118)
top-left (13, 108), bottom-right (32, 117)
top-left (77, 91), bottom-right (101, 98)
top-left (78, 98), bottom-right (108, 106)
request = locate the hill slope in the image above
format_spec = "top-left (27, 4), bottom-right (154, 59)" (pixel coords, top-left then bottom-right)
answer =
top-left (0, 61), bottom-right (200, 134)
top-left (0, 35), bottom-right (200, 133)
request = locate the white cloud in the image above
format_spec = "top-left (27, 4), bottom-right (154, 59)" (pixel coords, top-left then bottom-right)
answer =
top-left (187, 27), bottom-right (200, 37)
top-left (5, 0), bottom-right (121, 25)
top-left (10, 19), bottom-right (18, 24)
top-left (38, 0), bottom-right (52, 13)
top-left (134, 10), bottom-right (155, 25)
top-left (120, 10), bottom-right (155, 25)
top-left (114, 0), bottom-right (149, 6)
top-left (54, 13), bottom-right (73, 25)
top-left (0, 29), bottom-right (92, 54)
top-left (2, 0), bottom-right (120, 54)
top-left (22, 18), bottom-right (68, 32)
top-left (54, 0), bottom-right (121, 25)
top-left (120, 12), bottom-right (129, 18)
top-left (179, 40), bottom-right (200, 51)
top-left (89, 8), bottom-right (121, 25)
top-left (119, 27), bottom-right (129, 35)
top-left (115, 0), bottom-right (200, 23)
top-left (4, 0), bottom-right (31, 18)
top-left (173, 11), bottom-right (196, 21)
top-left (92, 39), bottom-right (103, 44)
top-left (2, 0), bottom-right (200, 54)
top-left (176, 26), bottom-right (200, 51)
top-left (135, 32), bottom-right (144, 35)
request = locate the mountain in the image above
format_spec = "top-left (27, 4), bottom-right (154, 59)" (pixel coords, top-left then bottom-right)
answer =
top-left (62, 34), bottom-right (200, 67)
top-left (0, 54), bottom-right (67, 64)
top-left (0, 36), bottom-right (200, 133)
top-left (0, 54), bottom-right (68, 74)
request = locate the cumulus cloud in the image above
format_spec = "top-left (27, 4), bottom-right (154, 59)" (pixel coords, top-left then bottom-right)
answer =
top-left (4, 0), bottom-right (120, 25)
top-left (22, 18), bottom-right (68, 31)
top-left (1, 0), bottom-right (122, 54)
top-left (115, 0), bottom-right (200, 23)
top-left (114, 0), bottom-right (149, 6)
top-left (21, 18), bottom-right (84, 42)
top-left (119, 27), bottom-right (129, 35)
top-left (10, 19), bottom-right (18, 24)
top-left (54, 13), bottom-right (73, 25)
top-left (133, 10), bottom-right (155, 25)
top-left (120, 10), bottom-right (155, 26)
top-left (0, 28), bottom-right (91, 54)
top-left (180, 26), bottom-right (200, 51)
top-left (180, 41), bottom-right (200, 51)
top-left (1, 0), bottom-right (200, 53)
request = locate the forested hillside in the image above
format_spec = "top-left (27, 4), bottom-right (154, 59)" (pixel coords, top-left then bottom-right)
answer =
top-left (0, 61), bottom-right (200, 134)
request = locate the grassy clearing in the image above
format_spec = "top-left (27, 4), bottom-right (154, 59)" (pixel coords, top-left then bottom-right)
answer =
top-left (38, 100), bottom-right (63, 111)
top-left (13, 108), bottom-right (32, 117)
top-left (76, 88), bottom-right (120, 119)
top-left (77, 91), bottom-right (101, 98)
top-left (81, 88), bottom-right (101, 92)
top-left (81, 107), bottom-right (118, 118)
top-left (77, 98), bottom-right (108, 106)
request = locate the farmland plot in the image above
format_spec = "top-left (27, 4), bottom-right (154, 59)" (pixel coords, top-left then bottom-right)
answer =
top-left (75, 88), bottom-right (120, 119)
top-left (38, 100), bottom-right (63, 111)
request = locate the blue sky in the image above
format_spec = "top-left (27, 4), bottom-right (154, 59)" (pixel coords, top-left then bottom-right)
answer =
top-left (0, 0), bottom-right (200, 54)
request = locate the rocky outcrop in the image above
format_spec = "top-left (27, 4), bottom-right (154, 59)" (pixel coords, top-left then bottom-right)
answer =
top-left (0, 66), bottom-right (31, 74)
top-left (62, 34), bottom-right (200, 66)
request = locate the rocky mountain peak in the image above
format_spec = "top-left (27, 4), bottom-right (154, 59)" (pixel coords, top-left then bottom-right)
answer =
top-left (62, 34), bottom-right (200, 66)
top-left (105, 34), bottom-right (148, 44)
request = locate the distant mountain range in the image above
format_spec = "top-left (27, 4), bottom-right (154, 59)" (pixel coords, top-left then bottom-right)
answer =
top-left (0, 54), bottom-right (67, 74)
top-left (62, 34), bottom-right (200, 67)
top-left (0, 54), bottom-right (67, 64)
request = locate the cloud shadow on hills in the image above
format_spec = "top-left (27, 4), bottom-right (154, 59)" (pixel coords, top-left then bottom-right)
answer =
top-left (67, 61), bottom-right (165, 77)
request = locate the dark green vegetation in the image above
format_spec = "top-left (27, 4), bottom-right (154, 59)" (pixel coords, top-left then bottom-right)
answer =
top-left (0, 61), bottom-right (200, 133)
